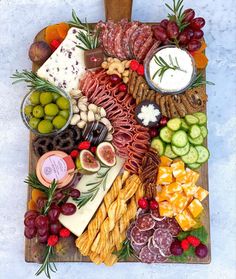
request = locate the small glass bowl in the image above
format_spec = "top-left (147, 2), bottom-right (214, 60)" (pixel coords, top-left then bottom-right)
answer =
top-left (144, 45), bottom-right (196, 95)
top-left (20, 89), bottom-right (73, 137)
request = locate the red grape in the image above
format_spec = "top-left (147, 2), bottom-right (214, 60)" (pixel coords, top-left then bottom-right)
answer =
top-left (61, 203), bottom-right (76, 216)
top-left (24, 227), bottom-right (37, 239)
top-left (70, 189), bottom-right (81, 199)
top-left (195, 244), bottom-right (208, 258)
top-left (178, 31), bottom-right (191, 45)
top-left (109, 74), bottom-right (121, 85)
top-left (37, 227), bottom-right (49, 236)
top-left (159, 116), bottom-right (169, 126)
top-left (190, 17), bottom-right (205, 30)
top-left (170, 240), bottom-right (183, 256)
top-left (162, 39), bottom-right (170, 46)
top-left (38, 233), bottom-right (49, 244)
top-left (149, 127), bottom-right (158, 138)
top-left (166, 21), bottom-right (179, 39)
top-left (187, 39), bottom-right (201, 51)
top-left (36, 197), bottom-right (48, 210)
top-left (185, 27), bottom-right (194, 39)
top-left (153, 25), bottom-right (168, 42)
top-left (24, 210), bottom-right (38, 219)
top-left (53, 191), bottom-right (65, 201)
top-left (193, 29), bottom-right (204, 39)
top-left (48, 205), bottom-right (61, 222)
top-left (35, 215), bottom-right (49, 229)
top-left (183, 9), bottom-right (195, 23)
top-left (24, 215), bottom-right (36, 228)
top-left (160, 19), bottom-right (169, 29)
top-left (50, 221), bottom-right (62, 235)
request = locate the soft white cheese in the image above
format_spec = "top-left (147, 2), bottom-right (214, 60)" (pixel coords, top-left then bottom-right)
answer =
top-left (37, 27), bottom-right (86, 94)
top-left (138, 104), bottom-right (160, 126)
top-left (59, 156), bottom-right (124, 237)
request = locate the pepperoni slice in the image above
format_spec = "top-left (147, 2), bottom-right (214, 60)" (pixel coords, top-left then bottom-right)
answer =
top-left (131, 226), bottom-right (153, 245)
top-left (154, 219), bottom-right (170, 230)
top-left (153, 228), bottom-right (173, 251)
top-left (148, 237), bottom-right (160, 254)
top-left (136, 214), bottom-right (155, 231)
top-left (114, 24), bottom-right (126, 59)
top-left (131, 240), bottom-right (145, 253)
top-left (154, 249), bottom-right (168, 263)
top-left (167, 218), bottom-right (181, 236)
top-left (151, 209), bottom-right (166, 221)
top-left (122, 22), bottom-right (139, 58)
top-left (139, 246), bottom-right (156, 264)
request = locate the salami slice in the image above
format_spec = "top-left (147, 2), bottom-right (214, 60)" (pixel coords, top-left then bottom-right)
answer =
top-left (154, 249), bottom-right (168, 263)
top-left (106, 21), bottom-right (117, 56)
top-left (136, 35), bottom-right (155, 62)
top-left (153, 228), bottom-right (173, 251)
top-left (114, 24), bottom-right (126, 59)
top-left (126, 221), bottom-right (135, 241)
top-left (154, 219), bottom-right (170, 230)
top-left (148, 237), bottom-right (160, 254)
top-left (136, 214), bottom-right (155, 231)
top-left (159, 245), bottom-right (172, 257)
top-left (139, 246), bottom-right (156, 264)
top-left (151, 209), bottom-right (166, 221)
top-left (129, 25), bottom-right (145, 58)
top-left (131, 240), bottom-right (145, 253)
top-left (122, 21), bottom-right (139, 58)
top-left (132, 25), bottom-right (152, 58)
top-left (167, 218), bottom-right (181, 236)
top-left (136, 208), bottom-right (150, 218)
top-left (131, 226), bottom-right (153, 245)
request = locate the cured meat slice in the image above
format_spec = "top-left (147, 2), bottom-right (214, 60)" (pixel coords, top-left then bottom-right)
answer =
top-left (148, 237), bottom-right (160, 254)
top-left (154, 249), bottom-right (168, 263)
top-left (132, 25), bottom-right (152, 59)
top-left (159, 245), bottom-right (172, 257)
top-left (154, 219), bottom-right (170, 230)
top-left (136, 36), bottom-right (155, 62)
top-left (136, 208), bottom-right (149, 217)
top-left (139, 246), bottom-right (156, 264)
top-left (150, 209), bottom-right (166, 221)
top-left (105, 21), bottom-right (116, 56)
top-left (136, 214), bottom-right (155, 231)
top-left (122, 21), bottom-right (140, 58)
top-left (131, 226), bottom-right (153, 245)
top-left (167, 218), bottom-right (181, 236)
top-left (131, 240), bottom-right (145, 253)
top-left (114, 24), bottom-right (126, 59)
top-left (129, 25), bottom-right (145, 57)
top-left (126, 221), bottom-right (135, 241)
top-left (153, 228), bottom-right (173, 251)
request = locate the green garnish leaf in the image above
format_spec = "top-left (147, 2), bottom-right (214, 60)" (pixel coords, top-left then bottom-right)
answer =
top-left (113, 239), bottom-right (138, 261)
top-left (190, 72), bottom-right (215, 89)
top-left (177, 226), bottom-right (208, 244)
top-left (170, 245), bottom-right (195, 262)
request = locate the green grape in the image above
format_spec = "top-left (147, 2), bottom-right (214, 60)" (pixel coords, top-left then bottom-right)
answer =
top-left (44, 115), bottom-right (54, 121)
top-left (44, 103), bottom-right (59, 116)
top-left (59, 109), bottom-right (70, 120)
top-left (52, 115), bottom-right (67, 129)
top-left (56, 97), bottom-right (70, 110)
top-left (29, 91), bottom-right (40, 105)
top-left (32, 105), bottom-right (44, 118)
top-left (38, 120), bottom-right (53, 134)
top-left (29, 117), bottom-right (40, 129)
top-left (24, 105), bottom-right (33, 116)
top-left (40, 92), bottom-right (53, 105)
top-left (52, 92), bottom-right (60, 102)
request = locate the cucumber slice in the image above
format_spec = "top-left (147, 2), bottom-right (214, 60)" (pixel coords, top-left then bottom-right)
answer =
top-left (200, 126), bottom-right (208, 138)
top-left (167, 118), bottom-right (181, 131)
top-left (151, 137), bottom-right (166, 156)
top-left (181, 146), bottom-right (199, 164)
top-left (185, 114), bottom-right (199, 125)
top-left (187, 162), bottom-right (201, 170)
top-left (160, 127), bottom-right (173, 143)
top-left (195, 146), bottom-right (210, 163)
top-left (188, 134), bottom-right (204, 145)
top-left (171, 130), bottom-right (188, 147)
top-left (181, 119), bottom-right (190, 131)
top-left (193, 112), bottom-right (207, 125)
top-left (172, 142), bottom-right (190, 156)
top-left (164, 144), bottom-right (177, 159)
top-left (189, 125), bottom-right (201, 139)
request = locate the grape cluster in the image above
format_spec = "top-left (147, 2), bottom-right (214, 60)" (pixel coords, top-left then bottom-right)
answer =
top-left (24, 188), bottom-right (80, 242)
top-left (152, 8), bottom-right (205, 52)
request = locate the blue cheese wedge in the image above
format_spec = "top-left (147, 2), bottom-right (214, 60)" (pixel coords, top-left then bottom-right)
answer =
top-left (37, 27), bottom-right (86, 94)
top-left (59, 156), bottom-right (124, 237)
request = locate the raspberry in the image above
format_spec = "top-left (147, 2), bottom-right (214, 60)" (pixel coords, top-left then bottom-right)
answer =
top-left (149, 199), bottom-right (158, 210)
top-left (181, 239), bottom-right (190, 251)
top-left (59, 228), bottom-right (71, 238)
top-left (187, 235), bottom-right (201, 247)
top-left (70, 149), bottom-right (79, 159)
top-left (138, 197), bottom-right (148, 209)
top-left (47, 235), bottom-right (59, 246)
top-left (90, 146), bottom-right (97, 153)
top-left (118, 83), bottom-right (127, 92)
top-left (50, 39), bottom-right (61, 51)
top-left (130, 60), bottom-right (139, 71)
top-left (78, 141), bottom-right (91, 150)
top-left (137, 64), bottom-right (144, 76)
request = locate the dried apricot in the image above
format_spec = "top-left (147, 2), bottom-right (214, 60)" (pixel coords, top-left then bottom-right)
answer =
top-left (195, 40), bottom-right (207, 53)
top-left (31, 189), bottom-right (46, 203)
top-left (56, 22), bottom-right (70, 40)
top-left (193, 52), bottom-right (208, 69)
top-left (28, 199), bottom-right (37, 210)
top-left (45, 24), bottom-right (61, 44)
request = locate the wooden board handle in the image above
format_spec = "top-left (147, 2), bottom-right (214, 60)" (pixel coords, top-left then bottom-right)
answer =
top-left (104, 0), bottom-right (133, 21)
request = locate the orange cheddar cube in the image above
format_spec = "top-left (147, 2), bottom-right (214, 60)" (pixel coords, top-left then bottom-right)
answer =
top-left (162, 182), bottom-right (182, 194)
top-left (188, 199), bottom-right (204, 218)
top-left (156, 191), bottom-right (167, 202)
top-left (171, 194), bottom-right (189, 214)
top-left (175, 171), bottom-right (188, 183)
top-left (157, 167), bottom-right (173, 185)
top-left (171, 161), bottom-right (185, 178)
top-left (160, 156), bottom-right (173, 167)
top-left (185, 169), bottom-right (200, 185)
top-left (194, 186), bottom-right (209, 201)
top-left (182, 182), bottom-right (198, 197)
top-left (159, 201), bottom-right (174, 217)
top-left (175, 209), bottom-right (197, 231)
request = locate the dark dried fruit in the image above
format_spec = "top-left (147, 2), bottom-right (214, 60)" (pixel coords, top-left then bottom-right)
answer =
top-left (28, 41), bottom-right (52, 65)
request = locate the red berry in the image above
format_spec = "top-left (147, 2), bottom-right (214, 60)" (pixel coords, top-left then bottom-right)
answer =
top-left (187, 235), bottom-right (201, 247)
top-left (47, 235), bottom-right (59, 246)
top-left (181, 239), bottom-right (190, 251)
top-left (130, 60), bottom-right (139, 71)
top-left (59, 228), bottom-right (71, 238)
top-left (50, 39), bottom-right (61, 51)
top-left (90, 146), bottom-right (97, 153)
top-left (109, 74), bottom-right (122, 85)
top-left (149, 127), bottom-right (158, 138)
top-left (118, 83), bottom-right (127, 92)
top-left (78, 141), bottom-right (91, 150)
top-left (70, 149), bottom-right (79, 159)
top-left (137, 64), bottom-right (144, 76)
top-left (159, 116), bottom-right (169, 126)
top-left (149, 200), bottom-right (158, 210)
top-left (138, 197), bottom-right (148, 209)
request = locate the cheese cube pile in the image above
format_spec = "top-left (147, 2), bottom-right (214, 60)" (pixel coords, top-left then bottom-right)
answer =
top-left (156, 156), bottom-right (209, 231)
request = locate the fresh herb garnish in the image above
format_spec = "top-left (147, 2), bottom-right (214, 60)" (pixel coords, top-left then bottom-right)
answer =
top-left (42, 179), bottom-right (58, 214)
top-left (68, 9), bottom-right (86, 30)
top-left (165, 0), bottom-right (189, 32)
top-left (24, 173), bottom-right (49, 194)
top-left (113, 239), bottom-right (138, 261)
top-left (152, 54), bottom-right (186, 81)
top-left (177, 226), bottom-right (208, 244)
top-left (11, 70), bottom-right (64, 95)
top-left (190, 72), bottom-right (215, 88)
top-left (73, 165), bottom-right (110, 208)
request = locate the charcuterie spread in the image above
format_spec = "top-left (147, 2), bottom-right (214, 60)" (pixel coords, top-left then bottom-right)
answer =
top-left (11, 0), bottom-right (213, 278)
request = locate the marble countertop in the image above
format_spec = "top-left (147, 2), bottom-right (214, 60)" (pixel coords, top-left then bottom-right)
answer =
top-left (0, 0), bottom-right (235, 278)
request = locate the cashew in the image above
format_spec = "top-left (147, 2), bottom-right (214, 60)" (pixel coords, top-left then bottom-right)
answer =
top-left (123, 77), bottom-right (129, 84)
top-left (72, 105), bottom-right (79, 113)
top-left (79, 96), bottom-right (88, 103)
top-left (80, 111), bottom-right (88, 122)
top-left (88, 103), bottom-right (98, 113)
top-left (70, 89), bottom-right (83, 98)
top-left (101, 61), bottom-right (109, 69)
top-left (77, 120), bottom-right (86, 129)
top-left (113, 58), bottom-right (121, 63)
top-left (107, 57), bottom-right (113, 63)
top-left (88, 111), bottom-right (95, 122)
top-left (109, 61), bottom-right (125, 73)
top-left (100, 107), bottom-right (106, 117)
top-left (121, 60), bottom-right (128, 67)
top-left (125, 60), bottom-right (131, 68)
top-left (107, 69), bottom-right (122, 77)
top-left (95, 113), bottom-right (101, 121)
top-left (78, 102), bottom-right (88, 112)
top-left (122, 70), bottom-right (130, 77)
top-left (70, 114), bottom-right (80, 125)
top-left (71, 99), bottom-right (77, 105)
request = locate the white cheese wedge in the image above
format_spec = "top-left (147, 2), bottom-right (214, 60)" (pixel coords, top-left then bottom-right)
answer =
top-left (59, 157), bottom-right (124, 237)
top-left (37, 27), bottom-right (86, 94)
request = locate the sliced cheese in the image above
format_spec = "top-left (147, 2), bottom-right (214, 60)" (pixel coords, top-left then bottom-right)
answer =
top-left (59, 156), bottom-right (124, 237)
top-left (188, 198), bottom-right (204, 218)
top-left (37, 27), bottom-right (86, 94)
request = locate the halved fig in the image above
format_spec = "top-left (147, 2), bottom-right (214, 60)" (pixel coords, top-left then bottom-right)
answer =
top-left (76, 150), bottom-right (100, 174)
top-left (96, 142), bottom-right (116, 167)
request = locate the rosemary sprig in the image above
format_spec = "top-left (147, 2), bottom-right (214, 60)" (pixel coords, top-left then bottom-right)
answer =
top-left (42, 179), bottom-right (58, 214)
top-left (190, 72), bottom-right (215, 88)
top-left (11, 70), bottom-right (64, 94)
top-left (76, 22), bottom-right (100, 51)
top-left (35, 246), bottom-right (57, 279)
top-left (165, 0), bottom-right (189, 32)
top-left (24, 173), bottom-right (49, 194)
top-left (67, 9), bottom-right (86, 30)
top-left (113, 239), bottom-right (138, 261)
top-left (152, 54), bottom-right (186, 81)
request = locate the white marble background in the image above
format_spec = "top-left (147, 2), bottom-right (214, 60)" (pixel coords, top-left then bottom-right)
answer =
top-left (0, 0), bottom-right (235, 278)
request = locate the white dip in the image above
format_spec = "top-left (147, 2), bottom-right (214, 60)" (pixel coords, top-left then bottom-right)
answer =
top-left (149, 47), bottom-right (194, 93)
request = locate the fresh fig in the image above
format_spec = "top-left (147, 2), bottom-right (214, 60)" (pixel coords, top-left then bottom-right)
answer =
top-left (96, 142), bottom-right (116, 167)
top-left (76, 150), bottom-right (100, 174)
top-left (28, 41), bottom-right (52, 65)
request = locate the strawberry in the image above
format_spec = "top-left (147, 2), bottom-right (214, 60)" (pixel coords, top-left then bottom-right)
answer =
top-left (137, 64), bottom-right (144, 76)
top-left (47, 235), bottom-right (59, 246)
top-left (181, 239), bottom-right (190, 251)
top-left (70, 149), bottom-right (79, 159)
top-left (78, 141), bottom-right (91, 150)
top-left (59, 228), bottom-right (71, 238)
top-left (130, 60), bottom-right (139, 71)
top-left (187, 235), bottom-right (201, 247)
top-left (138, 197), bottom-right (148, 209)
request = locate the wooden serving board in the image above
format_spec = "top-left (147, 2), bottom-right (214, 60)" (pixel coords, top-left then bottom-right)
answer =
top-left (25, 0), bottom-right (211, 264)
